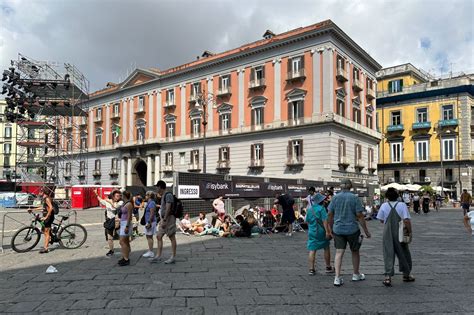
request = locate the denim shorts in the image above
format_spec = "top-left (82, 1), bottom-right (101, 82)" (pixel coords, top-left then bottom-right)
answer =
top-left (119, 220), bottom-right (132, 237)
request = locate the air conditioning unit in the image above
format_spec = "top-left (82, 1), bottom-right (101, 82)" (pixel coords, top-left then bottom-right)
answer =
top-left (388, 177), bottom-right (395, 183)
top-left (424, 177), bottom-right (431, 182)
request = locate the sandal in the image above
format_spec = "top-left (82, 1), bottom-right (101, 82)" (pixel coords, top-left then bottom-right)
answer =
top-left (382, 278), bottom-right (392, 287)
top-left (403, 275), bottom-right (415, 282)
top-left (308, 269), bottom-right (316, 276)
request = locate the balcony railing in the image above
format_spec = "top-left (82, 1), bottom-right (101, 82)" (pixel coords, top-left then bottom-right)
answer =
top-left (216, 160), bottom-right (231, 170)
top-left (217, 87), bottom-right (232, 97)
top-left (78, 171), bottom-right (86, 178)
top-left (412, 121), bottom-right (431, 130)
top-left (355, 159), bottom-right (365, 169)
top-left (352, 78), bottom-right (364, 92)
top-left (109, 169), bottom-right (119, 176)
top-left (64, 173), bottom-right (71, 178)
top-left (135, 106), bottom-right (146, 114)
top-left (163, 165), bottom-right (174, 172)
top-left (387, 124), bottom-right (404, 132)
top-left (368, 163), bottom-right (377, 172)
top-left (286, 156), bottom-right (304, 166)
top-left (286, 69), bottom-right (306, 82)
top-left (79, 117), bottom-right (87, 126)
top-left (94, 116), bottom-right (103, 123)
top-left (164, 101), bottom-right (176, 109)
top-left (188, 163), bottom-right (201, 172)
top-left (249, 78), bottom-right (266, 89)
top-left (438, 119), bottom-right (458, 128)
top-left (248, 159), bottom-right (264, 169)
top-left (366, 88), bottom-right (375, 100)
top-left (111, 111), bottom-right (120, 119)
top-left (189, 93), bottom-right (201, 103)
top-left (336, 67), bottom-right (348, 82)
top-left (92, 170), bottom-right (101, 176)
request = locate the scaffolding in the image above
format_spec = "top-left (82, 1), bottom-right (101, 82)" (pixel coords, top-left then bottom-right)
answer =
top-left (9, 54), bottom-right (89, 204)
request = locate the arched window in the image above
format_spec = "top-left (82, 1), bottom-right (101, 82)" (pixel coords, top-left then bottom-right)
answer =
top-left (250, 96), bottom-right (267, 131)
top-left (136, 118), bottom-right (146, 142)
top-left (95, 128), bottom-right (103, 147)
top-left (217, 103), bottom-right (232, 135)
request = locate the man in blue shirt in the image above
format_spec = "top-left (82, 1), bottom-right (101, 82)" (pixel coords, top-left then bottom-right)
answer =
top-left (328, 179), bottom-right (371, 287)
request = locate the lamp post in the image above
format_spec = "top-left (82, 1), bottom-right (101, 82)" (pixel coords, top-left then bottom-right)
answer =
top-left (194, 92), bottom-right (216, 174)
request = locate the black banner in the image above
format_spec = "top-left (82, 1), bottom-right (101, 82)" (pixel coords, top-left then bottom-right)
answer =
top-left (233, 182), bottom-right (262, 198)
top-left (199, 180), bottom-right (234, 198)
top-left (287, 184), bottom-right (309, 197)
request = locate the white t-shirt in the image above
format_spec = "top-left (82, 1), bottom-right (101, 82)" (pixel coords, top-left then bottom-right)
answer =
top-left (181, 218), bottom-right (191, 227)
top-left (467, 211), bottom-right (474, 235)
top-left (101, 199), bottom-right (123, 219)
top-left (196, 218), bottom-right (208, 226)
top-left (377, 201), bottom-right (411, 223)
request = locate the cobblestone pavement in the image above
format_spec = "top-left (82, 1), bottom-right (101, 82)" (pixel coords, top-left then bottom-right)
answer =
top-left (0, 207), bottom-right (472, 314)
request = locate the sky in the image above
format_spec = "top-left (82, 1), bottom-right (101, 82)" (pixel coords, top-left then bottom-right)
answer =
top-left (1, 0), bottom-right (473, 92)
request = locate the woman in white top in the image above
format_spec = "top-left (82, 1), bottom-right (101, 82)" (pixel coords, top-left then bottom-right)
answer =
top-left (377, 188), bottom-right (415, 286)
top-left (95, 189), bottom-right (123, 257)
top-left (464, 210), bottom-right (474, 237)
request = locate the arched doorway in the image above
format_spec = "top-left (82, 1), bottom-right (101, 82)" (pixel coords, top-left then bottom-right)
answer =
top-left (133, 159), bottom-right (147, 186)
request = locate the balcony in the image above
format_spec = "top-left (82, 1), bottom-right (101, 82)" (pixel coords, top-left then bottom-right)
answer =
top-left (94, 116), bottom-right (103, 123)
top-left (412, 121), bottom-right (431, 130)
top-left (355, 159), bottom-right (365, 170)
top-left (286, 156), bottom-right (304, 167)
top-left (79, 117), bottom-right (87, 126)
top-left (188, 163), bottom-right (201, 172)
top-left (366, 88), bottom-right (376, 100)
top-left (336, 67), bottom-right (348, 82)
top-left (438, 119), bottom-right (458, 128)
top-left (216, 160), bottom-right (231, 171)
top-left (163, 101), bottom-right (176, 109)
top-left (109, 169), bottom-right (119, 176)
top-left (352, 78), bottom-right (364, 92)
top-left (217, 87), bottom-right (232, 97)
top-left (64, 173), bottom-right (71, 179)
top-left (163, 165), bottom-right (174, 172)
top-left (338, 156), bottom-right (351, 168)
top-left (286, 69), bottom-right (306, 82)
top-left (368, 163), bottom-right (377, 173)
top-left (92, 170), bottom-right (101, 177)
top-left (135, 106), bottom-right (146, 115)
top-left (111, 112), bottom-right (120, 120)
top-left (78, 171), bottom-right (86, 178)
top-left (189, 93), bottom-right (200, 104)
top-left (249, 78), bottom-right (266, 90)
top-left (387, 124), bottom-right (404, 132)
top-left (248, 159), bottom-right (264, 169)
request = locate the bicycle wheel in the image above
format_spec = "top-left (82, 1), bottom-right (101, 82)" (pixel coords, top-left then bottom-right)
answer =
top-left (11, 226), bottom-right (41, 253)
top-left (58, 223), bottom-right (87, 249)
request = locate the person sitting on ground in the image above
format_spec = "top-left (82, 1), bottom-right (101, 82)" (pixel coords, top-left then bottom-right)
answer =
top-left (191, 212), bottom-right (209, 234)
top-left (270, 205), bottom-right (279, 218)
top-left (262, 210), bottom-right (276, 233)
top-left (179, 213), bottom-right (192, 235)
top-left (219, 215), bottom-right (232, 237)
top-left (247, 210), bottom-right (261, 234)
top-left (198, 215), bottom-right (224, 236)
top-left (232, 215), bottom-right (252, 237)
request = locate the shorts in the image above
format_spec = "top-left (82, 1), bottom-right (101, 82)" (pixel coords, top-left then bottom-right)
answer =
top-left (333, 230), bottom-right (362, 251)
top-left (157, 215), bottom-right (176, 237)
top-left (144, 221), bottom-right (157, 236)
top-left (462, 203), bottom-right (470, 210)
top-left (42, 215), bottom-right (54, 228)
top-left (119, 220), bottom-right (132, 237)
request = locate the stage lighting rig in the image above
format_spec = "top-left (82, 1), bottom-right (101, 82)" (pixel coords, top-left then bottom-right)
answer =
top-left (2, 70), bottom-right (9, 81)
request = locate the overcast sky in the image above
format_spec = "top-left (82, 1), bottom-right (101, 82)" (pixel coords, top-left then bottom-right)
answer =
top-left (1, 0), bottom-right (473, 92)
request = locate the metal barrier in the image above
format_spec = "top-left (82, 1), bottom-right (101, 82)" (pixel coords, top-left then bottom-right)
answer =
top-left (0, 207), bottom-right (77, 254)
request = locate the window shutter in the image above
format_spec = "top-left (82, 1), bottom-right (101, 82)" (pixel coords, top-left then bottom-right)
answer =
top-left (301, 55), bottom-right (305, 70)
top-left (288, 141), bottom-right (292, 158)
top-left (219, 114), bottom-right (222, 131)
top-left (261, 144), bottom-right (264, 160)
top-left (388, 81), bottom-right (392, 92)
top-left (287, 58), bottom-right (292, 74)
top-left (261, 107), bottom-right (265, 124)
top-left (228, 75), bottom-right (231, 89)
top-left (228, 146), bottom-right (230, 161)
top-left (262, 66), bottom-right (265, 79)
top-left (300, 140), bottom-right (304, 158)
top-left (299, 101), bottom-right (304, 118)
top-left (219, 77), bottom-right (222, 90)
top-left (166, 90), bottom-right (169, 102)
top-left (251, 109), bottom-right (255, 126)
top-left (250, 68), bottom-right (255, 81)
top-left (399, 79), bottom-right (403, 89)
top-left (288, 102), bottom-right (292, 121)
top-left (228, 113), bottom-right (232, 129)
top-left (218, 147), bottom-right (222, 161)
top-left (251, 144), bottom-right (255, 160)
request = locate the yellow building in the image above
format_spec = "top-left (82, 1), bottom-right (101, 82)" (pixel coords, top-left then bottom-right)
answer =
top-left (376, 64), bottom-right (474, 197)
top-left (0, 100), bottom-right (17, 179)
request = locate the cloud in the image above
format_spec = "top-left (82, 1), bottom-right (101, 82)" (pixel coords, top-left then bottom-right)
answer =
top-left (1, 0), bottom-right (472, 92)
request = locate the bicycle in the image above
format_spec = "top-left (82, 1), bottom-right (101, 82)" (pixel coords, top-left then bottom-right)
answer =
top-left (10, 211), bottom-right (87, 253)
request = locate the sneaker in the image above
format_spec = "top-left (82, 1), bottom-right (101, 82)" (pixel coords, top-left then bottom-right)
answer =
top-left (308, 269), bottom-right (316, 276)
top-left (325, 266), bottom-right (335, 274)
top-left (118, 258), bottom-right (130, 266)
top-left (288, 233), bottom-right (292, 237)
top-left (164, 256), bottom-right (176, 264)
top-left (334, 276), bottom-right (344, 286)
top-left (39, 248), bottom-right (49, 254)
top-left (106, 250), bottom-right (114, 257)
top-left (149, 256), bottom-right (162, 264)
top-left (352, 273), bottom-right (366, 281)
top-left (142, 251), bottom-right (154, 258)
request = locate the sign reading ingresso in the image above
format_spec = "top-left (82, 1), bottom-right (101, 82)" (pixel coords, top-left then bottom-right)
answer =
top-left (177, 185), bottom-right (200, 199)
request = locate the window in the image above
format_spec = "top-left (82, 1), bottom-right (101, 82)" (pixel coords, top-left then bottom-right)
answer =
top-left (442, 105), bottom-right (454, 120)
top-left (95, 128), bottom-right (103, 147)
top-left (191, 118), bottom-right (201, 137)
top-left (4, 143), bottom-right (11, 154)
top-left (167, 89), bottom-right (175, 105)
top-left (96, 108), bottom-right (102, 120)
top-left (112, 124), bottom-right (120, 145)
top-left (136, 119), bottom-right (146, 141)
top-left (288, 140), bottom-right (303, 161)
top-left (353, 108), bottom-right (361, 124)
top-left (95, 159), bottom-right (101, 171)
top-left (113, 103), bottom-right (120, 117)
top-left (390, 142), bottom-right (402, 163)
top-left (419, 169), bottom-right (426, 182)
top-left (416, 140), bottom-right (429, 162)
top-left (366, 114), bottom-right (373, 129)
top-left (442, 138), bottom-right (455, 160)
top-left (220, 75), bottom-right (230, 91)
top-left (255, 67), bottom-right (264, 80)
top-left (67, 136), bottom-right (73, 152)
top-left (191, 83), bottom-right (201, 98)
top-left (28, 129), bottom-right (35, 140)
top-left (251, 143), bottom-right (264, 161)
top-left (4, 126), bottom-right (12, 138)
top-left (27, 147), bottom-right (36, 158)
top-left (368, 148), bottom-right (374, 170)
top-left (391, 111), bottom-right (401, 125)
top-left (165, 152), bottom-right (173, 166)
top-left (338, 140), bottom-right (346, 159)
top-left (179, 152), bottom-right (185, 165)
top-left (65, 163), bottom-right (71, 175)
top-left (220, 113), bottom-right (230, 132)
top-left (111, 158), bottom-right (118, 170)
top-left (355, 144), bottom-right (362, 161)
top-left (416, 107), bottom-right (428, 123)
top-left (394, 170), bottom-right (401, 183)
top-left (292, 57), bottom-right (302, 74)
top-left (252, 107), bottom-right (264, 126)
top-left (388, 79), bottom-right (403, 93)
top-left (376, 112), bottom-right (379, 130)
top-left (138, 96), bottom-right (144, 112)
top-left (352, 67), bottom-right (360, 81)
top-left (219, 147), bottom-right (230, 161)
top-left (166, 123), bottom-right (175, 138)
top-left (336, 100), bottom-right (345, 117)
top-left (79, 161), bottom-right (86, 175)
top-left (80, 132), bottom-right (87, 149)
top-left (445, 168), bottom-right (453, 182)
top-left (190, 150), bottom-right (199, 165)
top-left (337, 56), bottom-right (345, 70)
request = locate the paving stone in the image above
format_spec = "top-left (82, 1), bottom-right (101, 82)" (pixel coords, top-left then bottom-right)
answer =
top-left (5, 301), bottom-right (42, 313)
top-left (150, 297), bottom-right (186, 308)
top-left (107, 298), bottom-right (152, 309)
top-left (175, 289), bottom-right (205, 297)
top-left (186, 297), bottom-right (217, 307)
top-left (161, 306), bottom-right (203, 315)
top-left (36, 299), bottom-right (76, 312)
top-left (69, 299), bottom-right (108, 310)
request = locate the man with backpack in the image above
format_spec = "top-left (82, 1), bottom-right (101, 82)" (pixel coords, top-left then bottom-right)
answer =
top-left (151, 180), bottom-right (177, 264)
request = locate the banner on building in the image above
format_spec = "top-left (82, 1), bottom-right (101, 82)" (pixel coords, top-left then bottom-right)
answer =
top-left (199, 180), bottom-right (234, 198)
top-left (233, 182), bottom-right (262, 198)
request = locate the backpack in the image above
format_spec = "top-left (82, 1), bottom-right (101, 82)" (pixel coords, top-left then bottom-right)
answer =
top-left (52, 200), bottom-right (60, 215)
top-left (166, 192), bottom-right (184, 219)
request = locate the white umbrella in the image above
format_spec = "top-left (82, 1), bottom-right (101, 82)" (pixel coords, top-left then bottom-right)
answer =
top-left (405, 184), bottom-right (422, 191)
top-left (381, 183), bottom-right (407, 191)
top-left (433, 186), bottom-right (451, 192)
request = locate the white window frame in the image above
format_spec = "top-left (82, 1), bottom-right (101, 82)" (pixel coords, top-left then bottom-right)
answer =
top-left (254, 144), bottom-right (263, 161)
top-left (221, 113), bottom-right (230, 131)
top-left (220, 147), bottom-right (229, 161)
top-left (167, 89), bottom-right (175, 104)
top-left (336, 99), bottom-right (345, 117)
top-left (416, 140), bottom-right (429, 162)
top-left (255, 67), bottom-right (264, 80)
top-left (290, 101), bottom-right (301, 121)
top-left (442, 138), bottom-right (455, 161)
top-left (442, 105), bottom-right (454, 120)
top-left (111, 158), bottom-right (118, 170)
top-left (191, 118), bottom-right (201, 136)
top-left (138, 96), bottom-right (144, 112)
top-left (165, 152), bottom-right (173, 166)
top-left (292, 57), bottom-right (301, 74)
top-left (221, 76), bottom-right (229, 90)
top-left (416, 107), bottom-right (428, 123)
top-left (4, 143), bottom-right (12, 154)
top-left (390, 142), bottom-right (402, 163)
top-left (113, 103), bottom-right (120, 116)
top-left (95, 130), bottom-right (102, 147)
top-left (95, 159), bottom-right (101, 171)
top-left (192, 83), bottom-right (200, 97)
top-left (4, 125), bottom-right (12, 138)
top-left (190, 150), bottom-right (199, 165)
top-left (253, 107), bottom-right (264, 125)
top-left (179, 152), bottom-right (185, 165)
top-left (136, 120), bottom-right (146, 141)
top-left (96, 108), bottom-right (102, 120)
top-left (391, 111), bottom-right (401, 125)
top-left (167, 123), bottom-right (175, 138)
top-left (389, 79), bottom-right (403, 93)
top-left (291, 140), bottom-right (302, 159)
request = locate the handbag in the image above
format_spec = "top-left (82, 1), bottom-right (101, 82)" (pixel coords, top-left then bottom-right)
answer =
top-left (103, 217), bottom-right (115, 230)
top-left (140, 213), bottom-right (146, 226)
top-left (392, 202), bottom-right (412, 244)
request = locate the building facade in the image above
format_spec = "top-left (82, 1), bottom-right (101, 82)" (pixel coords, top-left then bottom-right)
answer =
top-left (61, 20), bottom-right (382, 187)
top-left (376, 64), bottom-right (474, 196)
top-left (0, 100), bottom-right (16, 179)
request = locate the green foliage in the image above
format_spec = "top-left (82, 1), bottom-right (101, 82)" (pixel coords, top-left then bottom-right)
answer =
top-left (420, 185), bottom-right (434, 195)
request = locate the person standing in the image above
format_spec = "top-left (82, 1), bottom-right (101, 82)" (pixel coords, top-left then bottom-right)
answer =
top-left (142, 191), bottom-right (157, 258)
top-left (422, 191), bottom-right (431, 214)
top-left (212, 195), bottom-right (226, 225)
top-left (377, 188), bottom-right (414, 286)
top-left (402, 190), bottom-right (411, 210)
top-left (151, 180), bottom-right (177, 264)
top-left (305, 187), bottom-right (316, 210)
top-left (460, 189), bottom-right (472, 216)
top-left (306, 193), bottom-right (334, 275)
top-left (328, 179), bottom-right (371, 287)
top-left (413, 193), bottom-right (420, 214)
top-left (118, 191), bottom-right (133, 266)
top-left (94, 189), bottom-right (123, 257)
top-left (274, 192), bottom-right (296, 236)
top-left (463, 208), bottom-right (474, 238)
top-left (29, 188), bottom-right (55, 254)
top-left (132, 193), bottom-right (144, 237)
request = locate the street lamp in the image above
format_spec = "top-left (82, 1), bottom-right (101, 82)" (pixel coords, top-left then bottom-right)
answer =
top-left (194, 92), bottom-right (216, 174)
